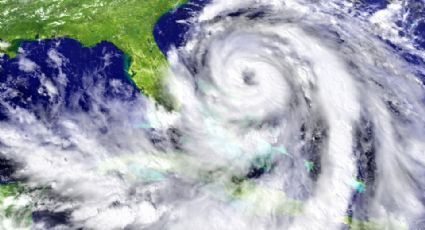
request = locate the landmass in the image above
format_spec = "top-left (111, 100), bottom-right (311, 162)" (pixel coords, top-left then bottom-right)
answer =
top-left (0, 0), bottom-right (187, 108)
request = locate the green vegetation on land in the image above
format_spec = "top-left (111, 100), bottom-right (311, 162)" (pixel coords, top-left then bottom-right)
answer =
top-left (343, 216), bottom-right (408, 230)
top-left (0, 183), bottom-right (33, 229)
top-left (0, 0), bottom-right (187, 108)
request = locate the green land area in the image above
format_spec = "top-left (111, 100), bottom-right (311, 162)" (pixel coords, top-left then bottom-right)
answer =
top-left (0, 183), bottom-right (33, 229)
top-left (0, 0), bottom-right (187, 108)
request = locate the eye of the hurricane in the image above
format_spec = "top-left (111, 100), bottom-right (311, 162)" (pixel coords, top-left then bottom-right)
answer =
top-left (242, 70), bottom-right (258, 86)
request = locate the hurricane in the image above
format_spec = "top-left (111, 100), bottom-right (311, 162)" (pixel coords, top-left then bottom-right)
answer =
top-left (1, 0), bottom-right (425, 229)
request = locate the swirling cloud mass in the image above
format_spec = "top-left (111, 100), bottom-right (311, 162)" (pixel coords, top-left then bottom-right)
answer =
top-left (1, 0), bottom-right (425, 229)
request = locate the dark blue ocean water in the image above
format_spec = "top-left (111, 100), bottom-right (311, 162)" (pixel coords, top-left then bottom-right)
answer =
top-left (153, 0), bottom-right (211, 55)
top-left (0, 39), bottom-right (139, 122)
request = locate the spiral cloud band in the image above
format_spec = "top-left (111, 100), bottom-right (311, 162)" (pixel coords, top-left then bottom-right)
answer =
top-left (1, 0), bottom-right (425, 229)
top-left (167, 0), bottom-right (425, 229)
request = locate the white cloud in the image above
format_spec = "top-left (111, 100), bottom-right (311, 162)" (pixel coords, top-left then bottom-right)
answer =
top-left (18, 57), bottom-right (37, 72)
